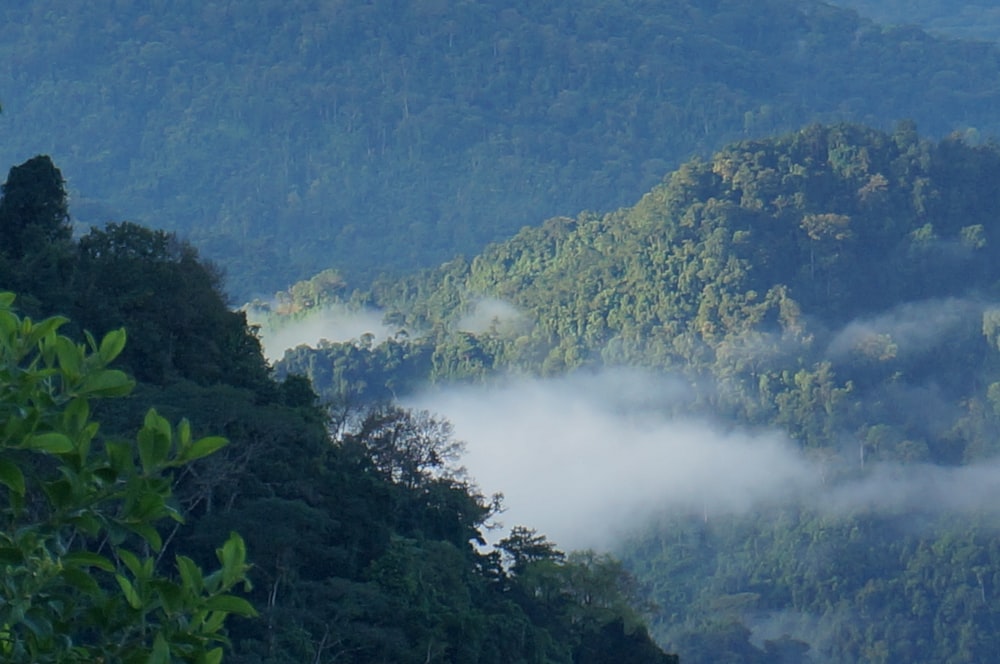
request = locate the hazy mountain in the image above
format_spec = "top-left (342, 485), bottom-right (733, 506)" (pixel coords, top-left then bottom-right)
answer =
top-left (4, 0), bottom-right (1000, 298)
top-left (829, 0), bottom-right (1000, 41)
top-left (275, 123), bottom-right (1000, 661)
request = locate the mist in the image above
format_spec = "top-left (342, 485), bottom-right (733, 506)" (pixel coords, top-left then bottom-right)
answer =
top-left (405, 368), bottom-right (1000, 552)
top-left (825, 297), bottom-right (983, 360)
top-left (247, 304), bottom-right (394, 362)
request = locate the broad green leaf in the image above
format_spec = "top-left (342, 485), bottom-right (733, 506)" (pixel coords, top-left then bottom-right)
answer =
top-left (177, 555), bottom-right (204, 595)
top-left (115, 574), bottom-right (142, 609)
top-left (98, 328), bottom-right (127, 364)
top-left (148, 632), bottom-right (170, 664)
top-left (128, 524), bottom-right (163, 553)
top-left (203, 594), bottom-right (258, 617)
top-left (54, 337), bottom-right (82, 377)
top-left (62, 398), bottom-right (90, 435)
top-left (79, 369), bottom-right (134, 397)
top-left (202, 610), bottom-right (227, 634)
top-left (24, 432), bottom-right (73, 453)
top-left (153, 580), bottom-right (184, 613)
top-left (61, 567), bottom-right (101, 595)
top-left (43, 478), bottom-right (74, 511)
top-left (24, 315), bottom-right (68, 350)
top-left (105, 440), bottom-right (134, 474)
top-left (117, 548), bottom-right (144, 579)
top-left (138, 430), bottom-right (163, 475)
top-left (64, 551), bottom-right (115, 572)
top-left (199, 647), bottom-right (224, 664)
top-left (0, 292), bottom-right (15, 308)
top-left (0, 459), bottom-right (25, 495)
top-left (219, 533), bottom-right (247, 587)
top-left (179, 436), bottom-right (229, 464)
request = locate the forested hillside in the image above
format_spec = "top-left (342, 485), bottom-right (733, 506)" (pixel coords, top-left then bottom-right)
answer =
top-left (0, 155), bottom-right (677, 662)
top-left (4, 0), bottom-right (1000, 297)
top-left (276, 123), bottom-right (1000, 661)
top-left (829, 0), bottom-right (1000, 41)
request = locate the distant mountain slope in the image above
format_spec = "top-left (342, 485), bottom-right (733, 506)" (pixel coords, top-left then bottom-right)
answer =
top-left (4, 1), bottom-right (1000, 298)
top-left (829, 0), bottom-right (1000, 41)
top-left (282, 122), bottom-right (1000, 460)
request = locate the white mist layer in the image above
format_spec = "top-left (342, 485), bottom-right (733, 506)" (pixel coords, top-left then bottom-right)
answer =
top-left (406, 369), bottom-right (1000, 552)
top-left (248, 305), bottom-right (393, 362)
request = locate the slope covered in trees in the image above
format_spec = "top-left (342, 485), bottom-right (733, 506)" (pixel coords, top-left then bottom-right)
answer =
top-left (829, 0), bottom-right (1000, 41)
top-left (5, 1), bottom-right (1000, 297)
top-left (277, 123), bottom-right (1000, 661)
top-left (0, 155), bottom-right (676, 662)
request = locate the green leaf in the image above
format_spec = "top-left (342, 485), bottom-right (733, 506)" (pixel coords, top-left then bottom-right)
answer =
top-left (199, 647), bottom-right (224, 664)
top-left (61, 567), bottom-right (101, 595)
top-left (62, 398), bottom-right (90, 436)
top-left (218, 533), bottom-right (248, 587)
top-left (177, 555), bottom-right (204, 596)
top-left (64, 551), bottom-right (115, 572)
top-left (203, 594), bottom-right (258, 617)
top-left (54, 337), bottom-right (82, 377)
top-left (105, 440), bottom-right (134, 475)
top-left (24, 315), bottom-right (68, 350)
top-left (148, 632), bottom-right (170, 664)
top-left (115, 574), bottom-right (143, 610)
top-left (179, 436), bottom-right (229, 464)
top-left (138, 410), bottom-right (172, 473)
top-left (117, 548), bottom-right (143, 579)
top-left (24, 432), bottom-right (73, 453)
top-left (128, 524), bottom-right (163, 553)
top-left (98, 328), bottom-right (127, 364)
top-left (0, 459), bottom-right (25, 495)
top-left (0, 292), bottom-right (15, 308)
top-left (79, 369), bottom-right (134, 397)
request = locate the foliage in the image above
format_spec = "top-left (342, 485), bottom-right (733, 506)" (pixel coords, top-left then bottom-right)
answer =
top-left (0, 153), bottom-right (675, 661)
top-left (829, 0), bottom-right (1000, 41)
top-left (0, 293), bottom-right (255, 662)
top-left (275, 122), bottom-right (1000, 661)
top-left (5, 1), bottom-right (1000, 296)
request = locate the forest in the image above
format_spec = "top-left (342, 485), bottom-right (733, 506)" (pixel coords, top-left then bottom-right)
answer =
top-left (273, 122), bottom-right (1000, 662)
top-left (9, 1), bottom-right (1000, 662)
top-left (0, 156), bottom-right (677, 661)
top-left (5, 0), bottom-right (1000, 297)
top-left (828, 0), bottom-right (1000, 41)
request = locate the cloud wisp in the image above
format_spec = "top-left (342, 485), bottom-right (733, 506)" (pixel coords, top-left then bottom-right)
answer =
top-left (406, 368), bottom-right (1000, 552)
top-left (247, 304), bottom-right (394, 362)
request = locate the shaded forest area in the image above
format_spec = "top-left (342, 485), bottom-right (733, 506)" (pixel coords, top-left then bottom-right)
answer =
top-left (0, 155), bottom-right (677, 662)
top-left (4, 0), bottom-right (1000, 297)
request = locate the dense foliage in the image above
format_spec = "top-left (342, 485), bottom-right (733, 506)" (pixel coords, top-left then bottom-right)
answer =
top-left (829, 0), bottom-right (1000, 41)
top-left (277, 123), bottom-right (1000, 661)
top-left (0, 294), bottom-right (255, 662)
top-left (0, 155), bottom-right (675, 662)
top-left (5, 1), bottom-right (1000, 296)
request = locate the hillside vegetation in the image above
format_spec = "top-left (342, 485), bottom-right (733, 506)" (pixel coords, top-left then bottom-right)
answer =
top-left (5, 1), bottom-right (1000, 296)
top-left (830, 0), bottom-right (1000, 41)
top-left (0, 155), bottom-right (676, 663)
top-left (278, 123), bottom-right (1000, 661)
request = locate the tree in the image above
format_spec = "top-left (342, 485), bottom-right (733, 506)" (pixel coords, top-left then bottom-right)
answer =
top-left (0, 292), bottom-right (255, 662)
top-left (0, 155), bottom-right (71, 257)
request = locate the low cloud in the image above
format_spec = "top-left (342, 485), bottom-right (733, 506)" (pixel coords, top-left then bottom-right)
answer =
top-left (247, 305), bottom-right (394, 362)
top-left (406, 369), bottom-right (817, 550)
top-left (457, 297), bottom-right (527, 335)
top-left (406, 368), bottom-right (1000, 552)
top-left (826, 297), bottom-right (982, 360)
